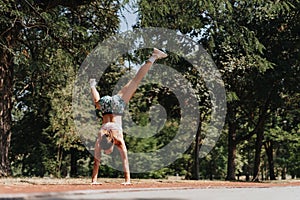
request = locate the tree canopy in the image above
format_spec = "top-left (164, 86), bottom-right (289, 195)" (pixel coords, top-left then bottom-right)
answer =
top-left (1, 0), bottom-right (299, 180)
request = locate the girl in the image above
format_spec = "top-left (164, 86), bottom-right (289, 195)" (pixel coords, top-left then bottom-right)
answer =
top-left (90, 48), bottom-right (168, 185)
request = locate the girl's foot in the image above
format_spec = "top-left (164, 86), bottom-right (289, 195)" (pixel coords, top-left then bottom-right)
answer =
top-left (152, 48), bottom-right (168, 59)
top-left (148, 48), bottom-right (168, 63)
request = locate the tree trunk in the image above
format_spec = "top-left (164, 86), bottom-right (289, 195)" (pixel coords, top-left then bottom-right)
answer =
top-left (70, 148), bottom-right (78, 177)
top-left (225, 104), bottom-right (237, 181)
top-left (252, 128), bottom-right (264, 182)
top-left (264, 141), bottom-right (276, 180)
top-left (252, 92), bottom-right (271, 182)
top-left (191, 121), bottom-right (202, 180)
top-left (226, 119), bottom-right (237, 180)
top-left (281, 167), bottom-right (286, 180)
top-left (0, 33), bottom-right (14, 177)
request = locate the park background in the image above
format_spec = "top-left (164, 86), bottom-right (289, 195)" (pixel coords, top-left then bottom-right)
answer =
top-left (0, 0), bottom-right (299, 183)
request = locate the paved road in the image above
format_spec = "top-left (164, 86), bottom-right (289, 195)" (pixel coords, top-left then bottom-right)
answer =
top-left (2, 186), bottom-right (300, 200)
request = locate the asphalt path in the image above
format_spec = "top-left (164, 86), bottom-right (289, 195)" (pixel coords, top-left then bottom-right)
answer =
top-left (2, 186), bottom-right (300, 200)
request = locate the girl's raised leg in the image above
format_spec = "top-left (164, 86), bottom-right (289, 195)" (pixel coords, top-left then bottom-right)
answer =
top-left (118, 48), bottom-right (167, 103)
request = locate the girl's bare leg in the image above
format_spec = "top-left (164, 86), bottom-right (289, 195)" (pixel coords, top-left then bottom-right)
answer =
top-left (118, 48), bottom-right (167, 103)
top-left (117, 61), bottom-right (152, 103)
top-left (91, 137), bottom-right (102, 185)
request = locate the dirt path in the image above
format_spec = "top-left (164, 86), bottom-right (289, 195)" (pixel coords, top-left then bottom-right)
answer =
top-left (1, 178), bottom-right (299, 194)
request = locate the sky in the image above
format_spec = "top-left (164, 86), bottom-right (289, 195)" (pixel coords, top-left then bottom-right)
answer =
top-left (118, 1), bottom-right (139, 32)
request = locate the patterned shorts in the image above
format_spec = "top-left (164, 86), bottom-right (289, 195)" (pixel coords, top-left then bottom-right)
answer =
top-left (98, 95), bottom-right (126, 115)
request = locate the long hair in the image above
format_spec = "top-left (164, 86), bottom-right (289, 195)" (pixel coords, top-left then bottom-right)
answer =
top-left (99, 130), bottom-right (114, 150)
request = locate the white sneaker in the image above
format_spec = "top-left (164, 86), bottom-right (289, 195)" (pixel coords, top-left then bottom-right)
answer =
top-left (152, 48), bottom-right (168, 59)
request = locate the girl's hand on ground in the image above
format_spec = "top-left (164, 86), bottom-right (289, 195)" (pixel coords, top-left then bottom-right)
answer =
top-left (121, 182), bottom-right (132, 185)
top-left (91, 181), bottom-right (102, 185)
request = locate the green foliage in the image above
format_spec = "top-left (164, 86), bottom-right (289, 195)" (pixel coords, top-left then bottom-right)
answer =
top-left (7, 0), bottom-right (122, 177)
top-left (4, 0), bottom-right (300, 180)
top-left (137, 0), bottom-right (299, 181)
top-left (198, 133), bottom-right (228, 180)
top-left (11, 112), bottom-right (51, 176)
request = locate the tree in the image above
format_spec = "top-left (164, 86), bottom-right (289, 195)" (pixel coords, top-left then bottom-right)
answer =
top-left (3, 0), bottom-right (298, 179)
top-left (251, 0), bottom-right (300, 181)
top-left (1, 0), bottom-right (121, 177)
top-left (0, 0), bottom-right (22, 177)
top-left (136, 0), bottom-right (299, 181)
